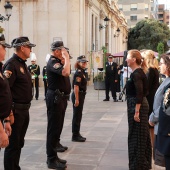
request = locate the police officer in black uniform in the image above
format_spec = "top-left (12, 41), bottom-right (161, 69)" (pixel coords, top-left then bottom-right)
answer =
top-left (103, 55), bottom-right (118, 102)
top-left (3, 36), bottom-right (36, 170)
top-left (46, 41), bottom-right (71, 170)
top-left (72, 55), bottom-right (88, 142)
top-left (28, 55), bottom-right (40, 100)
top-left (0, 34), bottom-right (13, 148)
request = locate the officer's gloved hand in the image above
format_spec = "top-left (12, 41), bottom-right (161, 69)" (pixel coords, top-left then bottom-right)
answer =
top-left (43, 76), bottom-right (47, 79)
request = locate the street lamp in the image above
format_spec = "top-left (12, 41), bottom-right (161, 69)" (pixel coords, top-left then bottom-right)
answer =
top-left (114, 28), bottom-right (120, 37)
top-left (0, 1), bottom-right (13, 22)
top-left (99, 16), bottom-right (110, 31)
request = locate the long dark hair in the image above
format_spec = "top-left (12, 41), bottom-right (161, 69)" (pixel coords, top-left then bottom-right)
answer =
top-left (74, 61), bottom-right (81, 69)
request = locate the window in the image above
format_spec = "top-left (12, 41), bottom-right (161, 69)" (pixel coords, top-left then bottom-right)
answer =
top-left (145, 4), bottom-right (149, 11)
top-left (119, 4), bottom-right (123, 11)
top-left (130, 15), bottom-right (137, 21)
top-left (131, 4), bottom-right (137, 11)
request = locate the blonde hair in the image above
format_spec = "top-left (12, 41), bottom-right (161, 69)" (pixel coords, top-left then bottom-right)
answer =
top-left (128, 49), bottom-right (148, 73)
top-left (141, 50), bottom-right (159, 69)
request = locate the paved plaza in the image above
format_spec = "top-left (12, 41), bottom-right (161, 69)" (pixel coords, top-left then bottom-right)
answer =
top-left (0, 86), bottom-right (165, 170)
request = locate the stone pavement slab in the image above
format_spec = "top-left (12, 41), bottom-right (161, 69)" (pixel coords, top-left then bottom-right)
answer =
top-left (0, 86), bottom-right (165, 170)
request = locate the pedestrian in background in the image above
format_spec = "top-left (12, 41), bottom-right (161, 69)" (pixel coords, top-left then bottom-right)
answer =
top-left (0, 34), bottom-right (13, 149)
top-left (156, 54), bottom-right (170, 169)
top-left (3, 36), bottom-right (35, 170)
top-left (46, 41), bottom-right (71, 170)
top-left (28, 53), bottom-right (40, 100)
top-left (149, 54), bottom-right (170, 168)
top-left (141, 50), bottom-right (159, 148)
top-left (72, 55), bottom-right (88, 142)
top-left (103, 55), bottom-right (118, 102)
top-left (42, 54), bottom-right (50, 100)
top-left (126, 49), bottom-right (152, 170)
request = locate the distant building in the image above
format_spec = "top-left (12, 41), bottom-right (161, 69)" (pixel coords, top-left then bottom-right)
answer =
top-left (117, 0), bottom-right (158, 28)
top-left (158, 4), bottom-right (169, 26)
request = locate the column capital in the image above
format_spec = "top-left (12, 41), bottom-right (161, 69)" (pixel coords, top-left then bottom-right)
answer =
top-left (85, 0), bottom-right (93, 7)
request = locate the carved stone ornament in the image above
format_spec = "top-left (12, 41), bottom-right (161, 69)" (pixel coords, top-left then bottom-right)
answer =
top-left (100, 10), bottom-right (105, 19)
top-left (85, 0), bottom-right (93, 7)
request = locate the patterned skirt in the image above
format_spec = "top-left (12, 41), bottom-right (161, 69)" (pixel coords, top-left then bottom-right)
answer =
top-left (127, 97), bottom-right (152, 170)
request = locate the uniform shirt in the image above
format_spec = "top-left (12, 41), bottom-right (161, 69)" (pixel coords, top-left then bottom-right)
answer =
top-left (3, 53), bottom-right (32, 104)
top-left (0, 62), bottom-right (12, 119)
top-left (105, 61), bottom-right (118, 80)
top-left (72, 68), bottom-right (87, 92)
top-left (28, 64), bottom-right (40, 78)
top-left (47, 55), bottom-right (71, 94)
top-left (42, 66), bottom-right (47, 81)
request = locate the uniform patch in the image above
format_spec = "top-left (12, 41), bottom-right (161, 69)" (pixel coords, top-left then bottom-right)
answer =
top-left (78, 69), bottom-right (81, 72)
top-left (76, 77), bottom-right (81, 82)
top-left (20, 67), bottom-right (25, 74)
top-left (53, 63), bottom-right (61, 69)
top-left (0, 73), bottom-right (4, 80)
top-left (4, 70), bottom-right (12, 78)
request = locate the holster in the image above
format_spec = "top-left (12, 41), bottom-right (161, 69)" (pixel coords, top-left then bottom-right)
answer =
top-left (54, 89), bottom-right (70, 104)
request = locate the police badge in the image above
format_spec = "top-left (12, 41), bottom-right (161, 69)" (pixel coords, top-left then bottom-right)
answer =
top-left (4, 70), bottom-right (12, 78)
top-left (76, 77), bottom-right (81, 82)
top-left (20, 67), bottom-right (25, 74)
top-left (53, 63), bottom-right (61, 69)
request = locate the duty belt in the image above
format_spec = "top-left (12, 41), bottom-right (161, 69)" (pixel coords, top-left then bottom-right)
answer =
top-left (55, 89), bottom-right (70, 98)
top-left (13, 103), bottom-right (31, 110)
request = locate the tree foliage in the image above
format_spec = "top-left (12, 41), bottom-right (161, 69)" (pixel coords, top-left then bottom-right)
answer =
top-left (128, 19), bottom-right (170, 52)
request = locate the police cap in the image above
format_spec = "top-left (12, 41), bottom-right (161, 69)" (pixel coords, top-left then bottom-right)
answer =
top-left (77, 55), bottom-right (88, 62)
top-left (0, 33), bottom-right (11, 48)
top-left (50, 41), bottom-right (69, 51)
top-left (11, 36), bottom-right (36, 48)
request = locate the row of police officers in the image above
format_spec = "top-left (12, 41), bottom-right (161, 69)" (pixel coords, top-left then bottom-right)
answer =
top-left (0, 34), bottom-right (88, 170)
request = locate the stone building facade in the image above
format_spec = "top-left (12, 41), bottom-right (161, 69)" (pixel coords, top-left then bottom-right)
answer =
top-left (0, 0), bottom-right (127, 83)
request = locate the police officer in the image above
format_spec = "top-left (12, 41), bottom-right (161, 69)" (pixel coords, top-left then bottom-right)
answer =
top-left (0, 34), bottom-right (13, 148)
top-left (72, 55), bottom-right (88, 142)
top-left (46, 41), bottom-right (71, 169)
top-left (103, 55), bottom-right (118, 102)
top-left (3, 36), bottom-right (36, 170)
top-left (42, 54), bottom-right (50, 100)
top-left (28, 53), bottom-right (40, 100)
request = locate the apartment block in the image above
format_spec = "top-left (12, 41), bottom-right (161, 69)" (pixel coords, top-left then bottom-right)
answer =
top-left (117, 0), bottom-right (158, 28)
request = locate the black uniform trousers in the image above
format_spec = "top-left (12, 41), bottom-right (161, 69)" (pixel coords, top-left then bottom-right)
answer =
top-left (105, 77), bottom-right (116, 100)
top-left (4, 108), bottom-right (29, 170)
top-left (71, 92), bottom-right (86, 135)
top-left (32, 77), bottom-right (39, 99)
top-left (43, 79), bottom-right (48, 98)
top-left (46, 90), bottom-right (67, 160)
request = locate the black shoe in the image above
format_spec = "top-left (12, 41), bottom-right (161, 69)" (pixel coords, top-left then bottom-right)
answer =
top-left (113, 99), bottom-right (118, 102)
top-left (55, 143), bottom-right (68, 152)
top-left (47, 157), bottom-right (67, 165)
top-left (103, 99), bottom-right (109, 101)
top-left (58, 143), bottom-right (68, 151)
top-left (47, 159), bottom-right (67, 169)
top-left (36, 98), bottom-right (38, 100)
top-left (72, 134), bottom-right (86, 142)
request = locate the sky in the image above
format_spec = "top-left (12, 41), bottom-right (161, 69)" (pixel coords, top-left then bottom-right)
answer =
top-left (158, 0), bottom-right (170, 9)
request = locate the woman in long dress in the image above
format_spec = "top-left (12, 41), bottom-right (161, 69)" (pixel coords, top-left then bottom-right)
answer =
top-left (126, 49), bottom-right (152, 170)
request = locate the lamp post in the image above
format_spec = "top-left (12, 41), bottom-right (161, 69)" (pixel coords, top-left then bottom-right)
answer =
top-left (0, 1), bottom-right (13, 22)
top-left (99, 16), bottom-right (110, 31)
